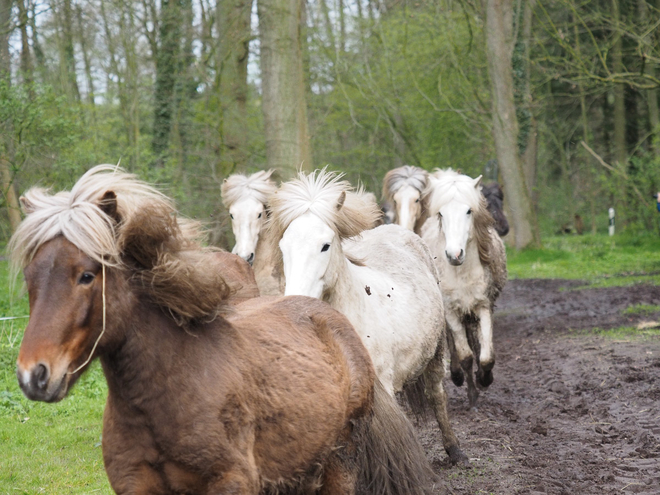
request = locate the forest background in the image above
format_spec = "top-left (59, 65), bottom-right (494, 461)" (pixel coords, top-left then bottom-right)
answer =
top-left (0, 0), bottom-right (659, 250)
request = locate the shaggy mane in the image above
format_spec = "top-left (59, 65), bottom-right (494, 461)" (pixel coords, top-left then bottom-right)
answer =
top-left (221, 170), bottom-right (277, 208)
top-left (425, 168), bottom-right (495, 264)
top-left (262, 169), bottom-right (380, 273)
top-left (9, 165), bottom-right (230, 326)
top-left (268, 169), bottom-right (381, 243)
top-left (381, 165), bottom-right (428, 204)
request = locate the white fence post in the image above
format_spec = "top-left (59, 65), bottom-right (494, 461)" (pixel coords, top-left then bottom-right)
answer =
top-left (608, 208), bottom-right (615, 236)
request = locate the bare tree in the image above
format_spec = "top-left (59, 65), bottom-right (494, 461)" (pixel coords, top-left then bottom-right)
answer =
top-left (485, 0), bottom-right (539, 248)
top-left (258, 0), bottom-right (312, 177)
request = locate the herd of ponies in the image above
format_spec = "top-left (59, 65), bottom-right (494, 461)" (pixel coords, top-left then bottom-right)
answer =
top-left (11, 163), bottom-right (508, 494)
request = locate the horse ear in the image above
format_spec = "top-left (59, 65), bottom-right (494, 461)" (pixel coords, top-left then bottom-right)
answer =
top-left (473, 175), bottom-right (483, 189)
top-left (99, 190), bottom-right (121, 223)
top-left (19, 196), bottom-right (34, 214)
top-left (336, 191), bottom-right (346, 211)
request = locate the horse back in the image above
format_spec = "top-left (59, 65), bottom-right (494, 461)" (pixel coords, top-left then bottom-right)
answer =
top-left (231, 296), bottom-right (375, 419)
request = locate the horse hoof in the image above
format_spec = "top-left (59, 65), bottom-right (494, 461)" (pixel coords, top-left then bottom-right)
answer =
top-left (446, 445), bottom-right (470, 467)
top-left (451, 369), bottom-right (464, 387)
top-left (476, 369), bottom-right (493, 388)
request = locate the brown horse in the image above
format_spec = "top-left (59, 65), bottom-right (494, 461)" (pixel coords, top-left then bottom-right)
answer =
top-left (11, 165), bottom-right (435, 495)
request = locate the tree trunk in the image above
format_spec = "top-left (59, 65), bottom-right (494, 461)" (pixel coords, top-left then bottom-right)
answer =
top-left (258, 0), bottom-right (312, 178)
top-left (0, 0), bottom-right (23, 232)
top-left (76, 5), bottom-right (95, 107)
top-left (612, 0), bottom-right (626, 166)
top-left (485, 0), bottom-right (539, 249)
top-left (216, 0), bottom-right (253, 172)
top-left (152, 0), bottom-right (182, 163)
top-left (17, 0), bottom-right (33, 87)
top-left (57, 0), bottom-right (81, 100)
top-left (520, 0), bottom-right (536, 202)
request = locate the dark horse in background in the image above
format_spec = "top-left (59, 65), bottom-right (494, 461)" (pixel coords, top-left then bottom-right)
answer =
top-left (11, 165), bottom-right (435, 495)
top-left (480, 182), bottom-right (509, 237)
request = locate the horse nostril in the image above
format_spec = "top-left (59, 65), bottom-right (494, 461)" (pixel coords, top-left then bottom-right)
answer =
top-left (247, 253), bottom-right (255, 264)
top-left (33, 363), bottom-right (50, 391)
top-left (459, 249), bottom-right (464, 258)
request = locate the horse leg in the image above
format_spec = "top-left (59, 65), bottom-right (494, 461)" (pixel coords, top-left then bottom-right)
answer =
top-left (446, 328), bottom-right (464, 387)
top-left (423, 348), bottom-right (469, 466)
top-left (446, 312), bottom-right (475, 404)
top-left (475, 307), bottom-right (495, 388)
top-left (318, 450), bottom-right (357, 495)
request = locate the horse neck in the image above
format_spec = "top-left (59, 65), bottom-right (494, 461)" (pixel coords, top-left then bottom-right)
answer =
top-left (323, 247), bottom-right (365, 313)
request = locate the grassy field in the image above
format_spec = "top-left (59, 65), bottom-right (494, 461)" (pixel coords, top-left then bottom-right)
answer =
top-left (0, 233), bottom-right (659, 493)
top-left (507, 234), bottom-right (660, 288)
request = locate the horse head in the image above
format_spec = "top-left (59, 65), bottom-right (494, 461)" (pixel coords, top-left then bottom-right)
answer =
top-left (427, 169), bottom-right (493, 266)
top-left (268, 169), bottom-right (380, 300)
top-left (382, 165), bottom-right (428, 232)
top-left (12, 165), bottom-right (229, 403)
top-left (221, 171), bottom-right (276, 265)
top-left (17, 236), bottom-right (116, 402)
top-left (15, 187), bottom-right (124, 402)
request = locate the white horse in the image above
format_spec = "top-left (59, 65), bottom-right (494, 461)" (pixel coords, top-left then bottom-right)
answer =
top-left (266, 169), bottom-right (468, 465)
top-left (221, 170), bottom-right (282, 295)
top-left (421, 169), bottom-right (507, 410)
top-left (381, 165), bottom-right (430, 232)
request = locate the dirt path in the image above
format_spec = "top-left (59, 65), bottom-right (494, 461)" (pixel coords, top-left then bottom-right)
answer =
top-left (421, 279), bottom-right (660, 494)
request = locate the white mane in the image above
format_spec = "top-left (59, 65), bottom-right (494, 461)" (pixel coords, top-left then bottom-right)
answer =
top-left (268, 169), bottom-right (381, 240)
top-left (425, 168), bottom-right (483, 214)
top-left (9, 165), bottom-right (172, 269)
top-left (221, 170), bottom-right (276, 208)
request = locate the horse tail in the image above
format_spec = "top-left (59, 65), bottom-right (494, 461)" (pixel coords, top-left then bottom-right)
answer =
top-left (356, 379), bottom-right (437, 495)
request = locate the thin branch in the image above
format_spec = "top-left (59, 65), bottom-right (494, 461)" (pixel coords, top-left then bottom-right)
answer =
top-left (580, 141), bottom-right (651, 208)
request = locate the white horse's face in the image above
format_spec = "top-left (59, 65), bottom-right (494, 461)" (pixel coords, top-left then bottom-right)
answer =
top-left (280, 212), bottom-right (336, 299)
top-left (439, 200), bottom-right (473, 266)
top-left (393, 185), bottom-right (422, 231)
top-left (229, 197), bottom-right (266, 265)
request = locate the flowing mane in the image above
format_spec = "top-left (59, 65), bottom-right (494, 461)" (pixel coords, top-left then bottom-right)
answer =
top-left (9, 165), bottom-right (230, 325)
top-left (381, 165), bottom-right (429, 204)
top-left (221, 170), bottom-right (277, 208)
top-left (425, 168), bottom-right (495, 264)
top-left (268, 169), bottom-right (381, 242)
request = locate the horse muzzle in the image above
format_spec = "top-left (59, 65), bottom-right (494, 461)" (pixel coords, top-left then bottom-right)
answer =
top-left (445, 249), bottom-right (465, 266)
top-left (17, 362), bottom-right (69, 403)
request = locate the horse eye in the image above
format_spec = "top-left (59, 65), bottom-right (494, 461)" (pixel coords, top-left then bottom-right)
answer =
top-left (415, 199), bottom-right (420, 203)
top-left (438, 212), bottom-right (443, 218)
top-left (467, 209), bottom-right (473, 215)
top-left (230, 214), bottom-right (234, 220)
top-left (258, 213), bottom-right (262, 219)
top-left (321, 243), bottom-right (331, 253)
top-left (79, 272), bottom-right (95, 285)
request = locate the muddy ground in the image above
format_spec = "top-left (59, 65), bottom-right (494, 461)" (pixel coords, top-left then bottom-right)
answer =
top-left (418, 279), bottom-right (660, 494)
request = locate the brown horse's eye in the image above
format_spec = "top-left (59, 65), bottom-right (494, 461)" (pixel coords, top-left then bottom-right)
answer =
top-left (321, 243), bottom-right (331, 253)
top-left (79, 272), bottom-right (95, 285)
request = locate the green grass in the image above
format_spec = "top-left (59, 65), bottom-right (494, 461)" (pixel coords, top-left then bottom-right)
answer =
top-left (0, 262), bottom-right (112, 494)
top-left (622, 303), bottom-right (660, 316)
top-left (507, 234), bottom-right (660, 288)
top-left (573, 325), bottom-right (660, 339)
